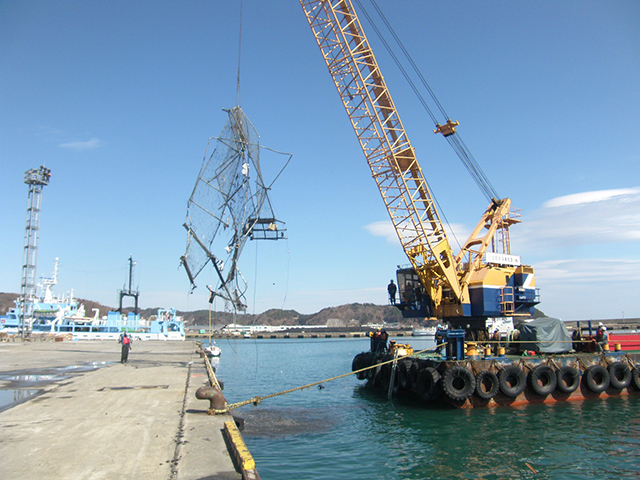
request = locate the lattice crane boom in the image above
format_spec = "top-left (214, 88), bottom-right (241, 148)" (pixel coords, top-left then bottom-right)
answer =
top-left (300, 0), bottom-right (539, 320)
top-left (300, 0), bottom-right (463, 309)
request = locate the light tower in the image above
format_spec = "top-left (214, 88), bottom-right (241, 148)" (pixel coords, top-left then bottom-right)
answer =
top-left (19, 165), bottom-right (51, 336)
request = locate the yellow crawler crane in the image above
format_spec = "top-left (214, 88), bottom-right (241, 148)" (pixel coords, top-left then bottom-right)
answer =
top-left (300, 0), bottom-right (539, 325)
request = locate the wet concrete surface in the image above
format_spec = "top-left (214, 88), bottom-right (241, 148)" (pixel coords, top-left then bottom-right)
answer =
top-left (0, 340), bottom-right (241, 480)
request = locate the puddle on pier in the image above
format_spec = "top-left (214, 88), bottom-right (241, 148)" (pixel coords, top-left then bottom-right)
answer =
top-left (0, 362), bottom-right (111, 412)
top-left (0, 389), bottom-right (43, 412)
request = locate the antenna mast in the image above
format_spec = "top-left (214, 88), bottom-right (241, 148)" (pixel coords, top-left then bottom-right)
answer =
top-left (118, 255), bottom-right (140, 314)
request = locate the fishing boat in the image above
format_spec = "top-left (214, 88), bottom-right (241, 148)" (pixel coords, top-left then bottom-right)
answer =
top-left (0, 258), bottom-right (87, 334)
top-left (0, 308), bottom-right (20, 332)
top-left (21, 308), bottom-right (185, 341)
top-left (353, 317), bottom-right (640, 409)
top-left (1, 259), bottom-right (185, 341)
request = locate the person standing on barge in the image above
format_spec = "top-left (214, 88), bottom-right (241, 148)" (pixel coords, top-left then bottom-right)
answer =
top-left (596, 325), bottom-right (609, 352)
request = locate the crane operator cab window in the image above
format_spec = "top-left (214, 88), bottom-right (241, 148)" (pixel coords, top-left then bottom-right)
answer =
top-left (395, 267), bottom-right (432, 317)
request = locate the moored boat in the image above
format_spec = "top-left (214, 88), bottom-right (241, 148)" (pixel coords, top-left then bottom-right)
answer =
top-left (204, 345), bottom-right (222, 357)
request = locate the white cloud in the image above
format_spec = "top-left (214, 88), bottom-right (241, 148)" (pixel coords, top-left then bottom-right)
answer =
top-left (58, 137), bottom-right (102, 150)
top-left (364, 221), bottom-right (397, 244)
top-left (535, 258), bottom-right (640, 284)
top-left (533, 258), bottom-right (640, 320)
top-left (515, 187), bottom-right (640, 249)
top-left (513, 189), bottom-right (640, 320)
top-left (543, 188), bottom-right (640, 208)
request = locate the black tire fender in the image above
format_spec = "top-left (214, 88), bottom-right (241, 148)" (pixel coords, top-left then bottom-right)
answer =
top-left (556, 365), bottom-right (580, 394)
top-left (498, 364), bottom-right (526, 398)
top-left (442, 365), bottom-right (476, 401)
top-left (397, 360), bottom-right (411, 389)
top-left (633, 364), bottom-right (640, 390)
top-left (529, 365), bottom-right (557, 396)
top-left (352, 353), bottom-right (364, 379)
top-left (475, 370), bottom-right (499, 400)
top-left (608, 362), bottom-right (632, 389)
top-left (416, 367), bottom-right (441, 400)
top-left (408, 362), bottom-right (420, 390)
top-left (352, 353), bottom-right (371, 380)
top-left (584, 364), bottom-right (610, 393)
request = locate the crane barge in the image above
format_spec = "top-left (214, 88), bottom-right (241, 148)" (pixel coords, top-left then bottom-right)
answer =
top-left (300, 0), bottom-right (639, 407)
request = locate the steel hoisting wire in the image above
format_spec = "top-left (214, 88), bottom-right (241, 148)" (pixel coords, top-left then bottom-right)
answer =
top-left (446, 134), bottom-right (499, 201)
top-left (235, 0), bottom-right (244, 106)
top-left (355, 0), bottom-right (500, 203)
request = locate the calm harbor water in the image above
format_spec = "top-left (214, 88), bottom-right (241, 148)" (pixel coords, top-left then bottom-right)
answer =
top-left (209, 337), bottom-right (640, 480)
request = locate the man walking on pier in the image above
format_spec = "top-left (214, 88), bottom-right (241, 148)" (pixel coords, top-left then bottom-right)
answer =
top-left (119, 332), bottom-right (132, 363)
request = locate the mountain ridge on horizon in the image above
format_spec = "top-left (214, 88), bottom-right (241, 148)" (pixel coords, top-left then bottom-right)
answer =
top-left (0, 292), bottom-right (407, 327)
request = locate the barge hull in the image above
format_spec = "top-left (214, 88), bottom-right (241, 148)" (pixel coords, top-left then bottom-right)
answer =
top-left (353, 351), bottom-right (640, 409)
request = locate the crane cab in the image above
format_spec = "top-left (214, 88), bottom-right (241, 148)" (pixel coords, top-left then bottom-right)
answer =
top-left (394, 267), bottom-right (433, 319)
top-left (394, 263), bottom-right (540, 322)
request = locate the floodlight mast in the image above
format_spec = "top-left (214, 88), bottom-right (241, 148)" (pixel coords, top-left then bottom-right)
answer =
top-left (19, 166), bottom-right (51, 338)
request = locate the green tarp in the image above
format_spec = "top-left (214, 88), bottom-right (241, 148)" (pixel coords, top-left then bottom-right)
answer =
top-left (518, 317), bottom-right (572, 353)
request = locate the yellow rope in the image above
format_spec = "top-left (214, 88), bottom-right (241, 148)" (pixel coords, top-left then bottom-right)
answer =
top-left (208, 346), bottom-right (440, 414)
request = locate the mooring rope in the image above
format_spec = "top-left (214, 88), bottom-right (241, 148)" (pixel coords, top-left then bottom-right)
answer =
top-left (206, 345), bottom-right (441, 414)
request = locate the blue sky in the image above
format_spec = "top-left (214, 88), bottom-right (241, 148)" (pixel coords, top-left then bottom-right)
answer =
top-left (1, 1), bottom-right (639, 321)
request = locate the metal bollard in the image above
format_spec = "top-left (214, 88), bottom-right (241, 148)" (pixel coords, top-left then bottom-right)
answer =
top-left (196, 386), bottom-right (227, 411)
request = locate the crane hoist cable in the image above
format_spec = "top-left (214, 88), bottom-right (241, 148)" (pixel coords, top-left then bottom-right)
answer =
top-left (236, 0), bottom-right (244, 106)
top-left (355, 0), bottom-right (500, 203)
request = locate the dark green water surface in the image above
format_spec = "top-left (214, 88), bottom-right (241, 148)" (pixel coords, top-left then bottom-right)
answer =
top-left (210, 337), bottom-right (640, 480)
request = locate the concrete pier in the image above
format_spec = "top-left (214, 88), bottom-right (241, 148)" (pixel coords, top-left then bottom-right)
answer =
top-left (0, 340), bottom-right (243, 480)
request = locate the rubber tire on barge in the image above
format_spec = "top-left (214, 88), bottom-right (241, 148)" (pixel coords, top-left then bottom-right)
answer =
top-left (417, 367), bottom-right (441, 401)
top-left (529, 365), bottom-right (557, 396)
top-left (498, 365), bottom-right (527, 398)
top-left (608, 362), bottom-right (632, 390)
top-left (442, 365), bottom-right (475, 401)
top-left (633, 365), bottom-right (640, 390)
top-left (475, 370), bottom-right (499, 400)
top-left (584, 364), bottom-right (610, 393)
top-left (397, 360), bottom-right (412, 389)
top-left (352, 352), bottom-right (373, 381)
top-left (556, 366), bottom-right (580, 394)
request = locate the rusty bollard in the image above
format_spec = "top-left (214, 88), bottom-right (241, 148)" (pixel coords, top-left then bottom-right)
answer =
top-left (196, 385), bottom-right (227, 413)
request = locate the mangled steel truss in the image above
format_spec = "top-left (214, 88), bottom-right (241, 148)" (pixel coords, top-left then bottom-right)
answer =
top-left (181, 106), bottom-right (289, 312)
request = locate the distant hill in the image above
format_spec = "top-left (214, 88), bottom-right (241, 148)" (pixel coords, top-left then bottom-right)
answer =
top-left (0, 292), bottom-right (406, 327)
top-left (177, 303), bottom-right (405, 327)
top-left (2, 292), bottom-right (548, 327)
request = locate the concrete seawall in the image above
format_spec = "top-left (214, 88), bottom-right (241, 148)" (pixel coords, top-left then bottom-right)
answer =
top-left (0, 340), bottom-right (244, 480)
top-left (187, 330), bottom-right (414, 340)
